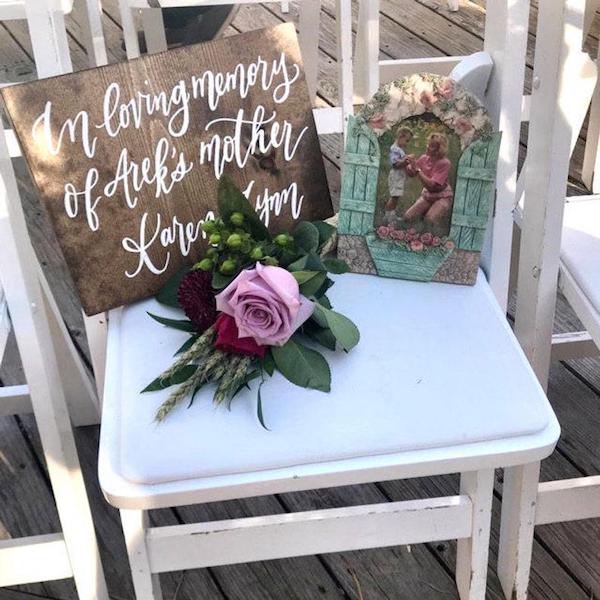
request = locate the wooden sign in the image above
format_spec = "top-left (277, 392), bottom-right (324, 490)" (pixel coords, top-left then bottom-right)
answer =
top-left (338, 73), bottom-right (501, 286)
top-left (2, 23), bottom-right (332, 315)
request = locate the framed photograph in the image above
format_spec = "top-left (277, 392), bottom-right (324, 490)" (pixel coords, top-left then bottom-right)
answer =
top-left (337, 73), bottom-right (501, 285)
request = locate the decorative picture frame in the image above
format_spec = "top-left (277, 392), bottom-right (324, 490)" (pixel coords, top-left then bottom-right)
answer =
top-left (337, 73), bottom-right (502, 285)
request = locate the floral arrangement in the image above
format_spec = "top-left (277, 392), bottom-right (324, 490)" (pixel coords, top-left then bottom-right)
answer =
top-left (359, 73), bottom-right (493, 148)
top-left (142, 177), bottom-right (359, 427)
top-left (375, 224), bottom-right (455, 254)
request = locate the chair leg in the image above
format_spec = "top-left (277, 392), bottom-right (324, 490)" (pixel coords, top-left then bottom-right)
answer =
top-left (142, 8), bottom-right (168, 55)
top-left (118, 0), bottom-right (141, 59)
top-left (497, 462), bottom-right (541, 600)
top-left (298, 0), bottom-right (320, 104)
top-left (354, 0), bottom-right (379, 104)
top-left (335, 0), bottom-right (353, 140)
top-left (456, 469), bottom-right (494, 600)
top-left (582, 68), bottom-right (600, 193)
top-left (72, 0), bottom-right (108, 67)
top-left (121, 509), bottom-right (164, 600)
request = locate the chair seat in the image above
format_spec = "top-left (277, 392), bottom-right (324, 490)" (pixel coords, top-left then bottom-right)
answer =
top-left (99, 271), bottom-right (558, 509)
top-left (561, 197), bottom-right (600, 314)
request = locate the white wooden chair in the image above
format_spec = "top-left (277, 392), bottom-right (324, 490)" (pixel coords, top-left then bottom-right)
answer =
top-left (353, 0), bottom-right (529, 315)
top-left (499, 1), bottom-right (600, 599)
top-left (91, 10), bottom-right (559, 600)
top-left (117, 0), bottom-right (354, 137)
top-left (0, 0), bottom-right (107, 78)
top-left (0, 125), bottom-right (109, 598)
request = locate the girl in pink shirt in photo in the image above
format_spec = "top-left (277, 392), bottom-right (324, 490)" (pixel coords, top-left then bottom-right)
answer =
top-left (403, 132), bottom-right (454, 225)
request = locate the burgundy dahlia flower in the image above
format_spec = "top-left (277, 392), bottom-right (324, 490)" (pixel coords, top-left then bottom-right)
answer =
top-left (177, 271), bottom-right (217, 331)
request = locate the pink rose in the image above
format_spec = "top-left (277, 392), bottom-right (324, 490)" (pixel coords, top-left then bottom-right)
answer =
top-left (410, 240), bottom-right (424, 252)
top-left (445, 240), bottom-right (456, 250)
top-left (420, 232), bottom-right (433, 245)
top-left (407, 227), bottom-right (417, 236)
top-left (432, 236), bottom-right (441, 247)
top-left (420, 90), bottom-right (437, 108)
top-left (215, 263), bottom-right (314, 346)
top-left (454, 116), bottom-right (474, 135)
top-left (368, 112), bottom-right (386, 130)
top-left (390, 229), bottom-right (405, 240)
top-left (438, 78), bottom-right (454, 99)
top-left (377, 225), bottom-right (391, 238)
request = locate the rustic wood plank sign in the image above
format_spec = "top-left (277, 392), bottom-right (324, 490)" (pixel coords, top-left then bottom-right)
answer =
top-left (1, 23), bottom-right (332, 315)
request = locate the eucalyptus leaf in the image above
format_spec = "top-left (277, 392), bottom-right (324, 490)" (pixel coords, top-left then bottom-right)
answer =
top-left (314, 276), bottom-right (334, 299)
top-left (271, 338), bottom-right (331, 392)
top-left (287, 255), bottom-right (309, 272)
top-left (317, 295), bottom-right (332, 309)
top-left (292, 271), bottom-right (322, 285)
top-left (312, 304), bottom-right (360, 351)
top-left (218, 176), bottom-right (271, 241)
top-left (147, 312), bottom-right (197, 332)
top-left (293, 222), bottom-right (320, 253)
top-left (155, 266), bottom-right (188, 308)
top-left (142, 364), bottom-right (198, 392)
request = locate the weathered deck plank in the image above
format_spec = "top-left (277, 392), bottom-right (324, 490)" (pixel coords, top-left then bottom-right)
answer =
top-left (1, 2), bottom-right (600, 599)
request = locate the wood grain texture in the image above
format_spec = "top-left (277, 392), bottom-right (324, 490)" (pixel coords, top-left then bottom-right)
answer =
top-left (2, 23), bottom-right (331, 315)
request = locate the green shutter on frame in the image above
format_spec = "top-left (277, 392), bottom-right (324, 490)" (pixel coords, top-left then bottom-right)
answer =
top-left (338, 117), bottom-right (380, 236)
top-left (449, 132), bottom-right (502, 251)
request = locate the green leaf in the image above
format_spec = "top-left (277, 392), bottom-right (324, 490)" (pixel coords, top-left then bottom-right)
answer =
top-left (147, 312), bottom-right (197, 332)
top-left (313, 276), bottom-right (334, 299)
top-left (287, 252), bottom-right (325, 272)
top-left (212, 271), bottom-right (236, 290)
top-left (287, 255), bottom-right (309, 272)
top-left (317, 295), bottom-right (332, 309)
top-left (322, 258), bottom-right (349, 274)
top-left (262, 351), bottom-right (275, 376)
top-left (293, 222), bottom-right (320, 253)
top-left (304, 321), bottom-right (337, 351)
top-left (292, 270), bottom-right (323, 285)
top-left (175, 334), bottom-right (200, 355)
top-left (312, 305), bottom-right (360, 352)
top-left (155, 266), bottom-right (188, 308)
top-left (256, 381), bottom-right (270, 430)
top-left (218, 176), bottom-right (271, 241)
top-left (299, 272), bottom-right (327, 297)
top-left (271, 338), bottom-right (331, 392)
top-left (142, 365), bottom-right (198, 392)
top-left (231, 369), bottom-right (262, 400)
top-left (188, 382), bottom-right (205, 408)
top-left (312, 221), bottom-right (336, 249)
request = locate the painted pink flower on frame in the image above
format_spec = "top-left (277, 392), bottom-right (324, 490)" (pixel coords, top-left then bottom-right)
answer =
top-left (390, 229), bottom-right (405, 241)
top-left (368, 112), bottom-right (386, 130)
top-left (420, 232), bottom-right (434, 245)
top-left (420, 89), bottom-right (437, 108)
top-left (377, 225), bottom-right (392, 239)
top-left (454, 116), bottom-right (474, 135)
top-left (410, 240), bottom-right (424, 252)
top-left (432, 236), bottom-right (442, 247)
top-left (445, 240), bottom-right (456, 250)
top-left (438, 78), bottom-right (454, 99)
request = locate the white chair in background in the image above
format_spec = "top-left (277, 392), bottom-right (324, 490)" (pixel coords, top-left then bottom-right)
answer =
top-left (88, 9), bottom-right (559, 600)
top-left (353, 0), bottom-right (528, 315)
top-left (0, 0), bottom-right (107, 78)
top-left (499, 1), bottom-right (600, 599)
top-left (0, 124), bottom-right (108, 599)
top-left (117, 0), bottom-right (354, 137)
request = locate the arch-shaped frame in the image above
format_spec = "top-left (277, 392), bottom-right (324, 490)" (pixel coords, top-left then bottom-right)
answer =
top-left (338, 73), bottom-right (502, 285)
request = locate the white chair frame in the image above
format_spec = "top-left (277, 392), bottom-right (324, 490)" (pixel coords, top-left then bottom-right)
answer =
top-left (0, 126), bottom-right (108, 597)
top-left (1, 0), bottom-right (107, 78)
top-left (353, 0), bottom-right (530, 314)
top-left (117, 0), bottom-right (354, 137)
top-left (92, 8), bottom-right (559, 600)
top-left (500, 1), bottom-right (600, 599)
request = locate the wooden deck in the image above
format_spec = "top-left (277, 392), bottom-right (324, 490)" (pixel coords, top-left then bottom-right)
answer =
top-left (1, 1), bottom-right (600, 598)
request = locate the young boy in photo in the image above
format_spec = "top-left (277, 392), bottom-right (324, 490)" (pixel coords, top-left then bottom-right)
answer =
top-left (384, 127), bottom-right (414, 225)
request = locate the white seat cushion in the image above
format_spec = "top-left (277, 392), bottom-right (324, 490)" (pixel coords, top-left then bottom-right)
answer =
top-left (101, 271), bottom-right (554, 490)
top-left (561, 198), bottom-right (600, 312)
